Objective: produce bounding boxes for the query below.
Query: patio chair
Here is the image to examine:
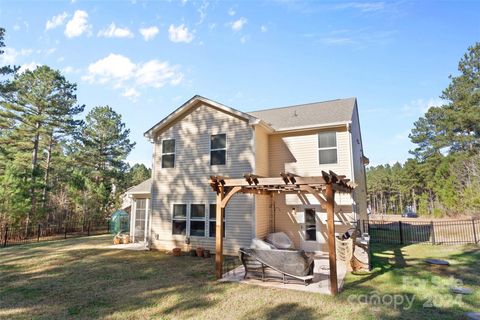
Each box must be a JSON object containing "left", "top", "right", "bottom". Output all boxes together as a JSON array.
[{"left": 239, "top": 248, "right": 315, "bottom": 285}]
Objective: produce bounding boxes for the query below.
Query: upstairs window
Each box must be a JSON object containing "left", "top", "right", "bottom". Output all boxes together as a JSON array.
[
  {"left": 318, "top": 132, "right": 337, "bottom": 164},
  {"left": 162, "top": 139, "right": 175, "bottom": 168},
  {"left": 210, "top": 134, "right": 226, "bottom": 165}
]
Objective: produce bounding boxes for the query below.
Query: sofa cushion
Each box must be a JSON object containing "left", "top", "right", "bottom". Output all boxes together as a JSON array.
[
  {"left": 266, "top": 232, "right": 294, "bottom": 249},
  {"left": 250, "top": 238, "right": 277, "bottom": 250}
]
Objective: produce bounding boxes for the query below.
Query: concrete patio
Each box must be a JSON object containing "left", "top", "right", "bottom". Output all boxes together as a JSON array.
[
  {"left": 106, "top": 242, "right": 150, "bottom": 251},
  {"left": 220, "top": 253, "right": 348, "bottom": 295}
]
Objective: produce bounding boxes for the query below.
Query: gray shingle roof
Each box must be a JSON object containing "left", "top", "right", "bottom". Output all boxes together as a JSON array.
[
  {"left": 126, "top": 178, "right": 152, "bottom": 194},
  {"left": 248, "top": 97, "right": 356, "bottom": 130}
]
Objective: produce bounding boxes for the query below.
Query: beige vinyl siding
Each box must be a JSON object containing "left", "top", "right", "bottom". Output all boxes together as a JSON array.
[
  {"left": 268, "top": 127, "right": 355, "bottom": 249},
  {"left": 254, "top": 126, "right": 271, "bottom": 239},
  {"left": 268, "top": 127, "right": 352, "bottom": 181},
  {"left": 350, "top": 104, "right": 368, "bottom": 222},
  {"left": 150, "top": 103, "right": 254, "bottom": 254}
]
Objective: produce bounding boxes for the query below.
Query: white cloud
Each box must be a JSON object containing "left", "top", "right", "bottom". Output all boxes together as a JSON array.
[
  {"left": 46, "top": 12, "right": 68, "bottom": 31},
  {"left": 231, "top": 17, "right": 247, "bottom": 31},
  {"left": 139, "top": 26, "right": 159, "bottom": 41},
  {"left": 83, "top": 54, "right": 136, "bottom": 84},
  {"left": 0, "top": 48, "right": 32, "bottom": 65},
  {"left": 402, "top": 98, "right": 444, "bottom": 117},
  {"left": 321, "top": 37, "right": 355, "bottom": 46},
  {"left": 83, "top": 53, "right": 183, "bottom": 98},
  {"left": 62, "top": 66, "right": 81, "bottom": 74},
  {"left": 123, "top": 88, "right": 140, "bottom": 101},
  {"left": 240, "top": 35, "right": 248, "bottom": 44},
  {"left": 317, "top": 29, "right": 395, "bottom": 47},
  {"left": 197, "top": 1, "right": 209, "bottom": 25},
  {"left": 168, "top": 24, "right": 194, "bottom": 43},
  {"left": 13, "top": 24, "right": 21, "bottom": 31},
  {"left": 228, "top": 8, "right": 236, "bottom": 16},
  {"left": 45, "top": 48, "right": 57, "bottom": 55},
  {"left": 335, "top": 2, "right": 385, "bottom": 12},
  {"left": 98, "top": 23, "right": 134, "bottom": 38},
  {"left": 18, "top": 62, "right": 39, "bottom": 73},
  {"left": 64, "top": 10, "right": 90, "bottom": 38},
  {"left": 260, "top": 25, "right": 268, "bottom": 32},
  {"left": 136, "top": 60, "right": 173, "bottom": 88}
]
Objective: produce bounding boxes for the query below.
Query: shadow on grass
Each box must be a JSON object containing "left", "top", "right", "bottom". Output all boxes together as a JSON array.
[
  {"left": 0, "top": 235, "right": 227, "bottom": 319},
  {"left": 340, "top": 243, "right": 480, "bottom": 320},
  {"left": 1, "top": 236, "right": 479, "bottom": 320},
  {"left": 244, "top": 302, "right": 321, "bottom": 320}
]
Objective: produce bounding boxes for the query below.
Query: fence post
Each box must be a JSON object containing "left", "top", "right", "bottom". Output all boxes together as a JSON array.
[
  {"left": 37, "top": 224, "right": 41, "bottom": 242},
  {"left": 398, "top": 221, "right": 404, "bottom": 244},
  {"left": 87, "top": 221, "right": 91, "bottom": 236},
  {"left": 430, "top": 221, "right": 436, "bottom": 245},
  {"left": 3, "top": 224, "right": 7, "bottom": 247},
  {"left": 473, "top": 219, "right": 478, "bottom": 244}
]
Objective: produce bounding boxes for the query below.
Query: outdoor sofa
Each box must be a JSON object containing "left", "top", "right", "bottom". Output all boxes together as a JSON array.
[{"left": 239, "top": 232, "right": 315, "bottom": 285}]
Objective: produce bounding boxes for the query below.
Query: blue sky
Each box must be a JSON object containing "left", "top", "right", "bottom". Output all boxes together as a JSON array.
[{"left": 1, "top": 0, "right": 479, "bottom": 167}]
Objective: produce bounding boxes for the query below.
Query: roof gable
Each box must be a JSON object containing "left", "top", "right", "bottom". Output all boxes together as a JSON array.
[
  {"left": 144, "top": 95, "right": 260, "bottom": 138},
  {"left": 125, "top": 178, "right": 152, "bottom": 195}
]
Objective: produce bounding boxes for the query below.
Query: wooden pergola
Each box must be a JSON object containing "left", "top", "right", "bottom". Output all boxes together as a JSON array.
[{"left": 209, "top": 170, "right": 356, "bottom": 295}]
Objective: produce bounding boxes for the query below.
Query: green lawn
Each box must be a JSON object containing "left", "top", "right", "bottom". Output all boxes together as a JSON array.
[{"left": 0, "top": 235, "right": 478, "bottom": 319}]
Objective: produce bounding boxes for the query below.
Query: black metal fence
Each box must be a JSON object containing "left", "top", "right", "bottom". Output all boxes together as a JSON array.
[
  {"left": 363, "top": 218, "right": 480, "bottom": 245},
  {"left": 0, "top": 219, "right": 109, "bottom": 248}
]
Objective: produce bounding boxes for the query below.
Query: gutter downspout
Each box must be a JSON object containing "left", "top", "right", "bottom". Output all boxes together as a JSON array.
[
  {"left": 347, "top": 123, "right": 356, "bottom": 224},
  {"left": 251, "top": 126, "right": 256, "bottom": 240},
  {"left": 147, "top": 138, "right": 156, "bottom": 248}
]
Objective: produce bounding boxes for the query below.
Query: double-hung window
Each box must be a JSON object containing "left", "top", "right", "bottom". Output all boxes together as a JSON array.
[
  {"left": 172, "top": 204, "right": 187, "bottom": 235},
  {"left": 210, "top": 134, "right": 226, "bottom": 165},
  {"left": 161, "top": 139, "right": 175, "bottom": 168},
  {"left": 172, "top": 204, "right": 207, "bottom": 237},
  {"left": 190, "top": 204, "right": 206, "bottom": 236},
  {"left": 318, "top": 132, "right": 337, "bottom": 164},
  {"left": 208, "top": 204, "right": 225, "bottom": 238}
]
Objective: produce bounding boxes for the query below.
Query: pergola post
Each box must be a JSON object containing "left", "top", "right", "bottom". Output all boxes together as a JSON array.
[
  {"left": 215, "top": 185, "right": 242, "bottom": 279},
  {"left": 325, "top": 182, "right": 338, "bottom": 295},
  {"left": 215, "top": 184, "right": 225, "bottom": 279}
]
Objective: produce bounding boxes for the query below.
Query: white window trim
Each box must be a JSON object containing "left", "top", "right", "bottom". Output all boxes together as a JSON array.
[
  {"left": 171, "top": 202, "right": 209, "bottom": 238},
  {"left": 161, "top": 138, "right": 176, "bottom": 169},
  {"left": 210, "top": 133, "right": 227, "bottom": 166},
  {"left": 318, "top": 132, "right": 338, "bottom": 165},
  {"left": 133, "top": 198, "right": 148, "bottom": 242},
  {"left": 172, "top": 203, "right": 187, "bottom": 236},
  {"left": 190, "top": 204, "right": 207, "bottom": 237},
  {"left": 208, "top": 203, "right": 226, "bottom": 238}
]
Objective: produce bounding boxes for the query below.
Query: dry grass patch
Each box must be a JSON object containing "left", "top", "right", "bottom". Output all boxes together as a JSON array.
[{"left": 0, "top": 235, "right": 478, "bottom": 319}]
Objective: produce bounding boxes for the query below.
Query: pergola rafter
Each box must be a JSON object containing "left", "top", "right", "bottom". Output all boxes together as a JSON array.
[{"left": 209, "top": 170, "right": 356, "bottom": 296}]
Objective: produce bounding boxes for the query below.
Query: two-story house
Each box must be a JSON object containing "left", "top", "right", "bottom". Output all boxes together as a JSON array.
[{"left": 130, "top": 95, "right": 367, "bottom": 254}]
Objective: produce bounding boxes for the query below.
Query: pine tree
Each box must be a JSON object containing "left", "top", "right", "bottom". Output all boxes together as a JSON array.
[
  {"left": 0, "top": 66, "right": 83, "bottom": 228},
  {"left": 71, "top": 106, "right": 135, "bottom": 218}
]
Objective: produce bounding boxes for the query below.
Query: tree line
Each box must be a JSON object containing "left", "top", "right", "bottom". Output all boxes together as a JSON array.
[
  {"left": 0, "top": 28, "right": 151, "bottom": 230},
  {"left": 367, "top": 42, "right": 480, "bottom": 217}
]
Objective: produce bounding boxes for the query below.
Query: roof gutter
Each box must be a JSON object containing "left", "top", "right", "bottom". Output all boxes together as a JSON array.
[
  {"left": 250, "top": 118, "right": 275, "bottom": 133},
  {"left": 273, "top": 121, "right": 351, "bottom": 133}
]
